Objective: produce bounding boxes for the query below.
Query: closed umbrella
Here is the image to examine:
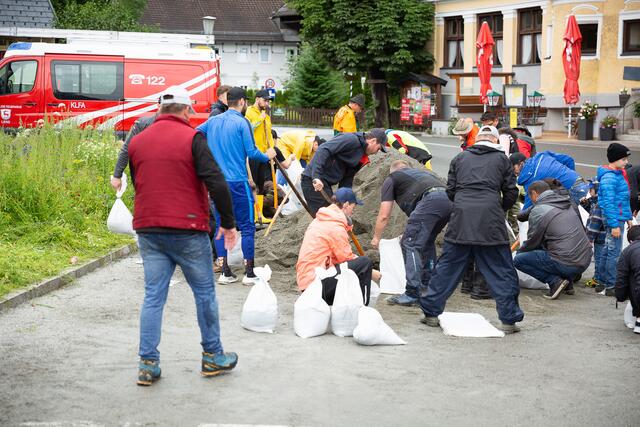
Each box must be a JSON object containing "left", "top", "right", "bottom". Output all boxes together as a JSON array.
[
  {"left": 476, "top": 21, "right": 495, "bottom": 110},
  {"left": 562, "top": 15, "right": 582, "bottom": 137}
]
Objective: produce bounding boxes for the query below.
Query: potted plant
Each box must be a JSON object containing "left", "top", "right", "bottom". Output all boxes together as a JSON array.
[
  {"left": 599, "top": 115, "right": 618, "bottom": 141},
  {"left": 634, "top": 101, "right": 640, "bottom": 130},
  {"left": 577, "top": 100, "right": 598, "bottom": 140}
]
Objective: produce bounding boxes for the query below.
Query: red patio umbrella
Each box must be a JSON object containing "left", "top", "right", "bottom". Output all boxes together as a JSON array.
[
  {"left": 476, "top": 21, "right": 495, "bottom": 107},
  {"left": 562, "top": 15, "right": 582, "bottom": 136}
]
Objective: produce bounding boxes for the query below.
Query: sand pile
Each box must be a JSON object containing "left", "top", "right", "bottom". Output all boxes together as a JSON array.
[{"left": 255, "top": 150, "right": 434, "bottom": 273}]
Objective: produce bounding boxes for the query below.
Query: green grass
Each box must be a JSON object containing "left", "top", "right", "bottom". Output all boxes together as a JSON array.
[{"left": 0, "top": 125, "right": 134, "bottom": 298}]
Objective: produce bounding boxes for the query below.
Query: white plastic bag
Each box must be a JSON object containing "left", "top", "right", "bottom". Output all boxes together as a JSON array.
[
  {"left": 379, "top": 237, "right": 406, "bottom": 294},
  {"left": 624, "top": 302, "right": 635, "bottom": 329},
  {"left": 353, "top": 307, "right": 406, "bottom": 346},
  {"left": 280, "top": 160, "right": 305, "bottom": 216},
  {"left": 578, "top": 205, "right": 589, "bottom": 227},
  {"left": 294, "top": 267, "right": 334, "bottom": 338},
  {"left": 226, "top": 236, "right": 243, "bottom": 267},
  {"left": 107, "top": 173, "right": 135, "bottom": 235},
  {"left": 240, "top": 265, "right": 278, "bottom": 333},
  {"left": 331, "top": 263, "right": 364, "bottom": 337}
]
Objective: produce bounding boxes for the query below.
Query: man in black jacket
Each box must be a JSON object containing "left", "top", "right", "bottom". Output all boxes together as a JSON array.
[
  {"left": 209, "top": 85, "right": 230, "bottom": 118},
  {"left": 513, "top": 181, "right": 593, "bottom": 300},
  {"left": 420, "top": 125, "right": 524, "bottom": 333},
  {"left": 616, "top": 225, "right": 640, "bottom": 333},
  {"left": 371, "top": 160, "right": 452, "bottom": 307},
  {"left": 301, "top": 128, "right": 388, "bottom": 215}
]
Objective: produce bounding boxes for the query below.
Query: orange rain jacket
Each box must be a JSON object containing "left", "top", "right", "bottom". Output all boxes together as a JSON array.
[{"left": 296, "top": 204, "right": 355, "bottom": 291}]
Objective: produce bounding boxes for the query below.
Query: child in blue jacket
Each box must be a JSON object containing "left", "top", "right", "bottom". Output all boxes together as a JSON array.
[{"left": 596, "top": 143, "right": 633, "bottom": 295}]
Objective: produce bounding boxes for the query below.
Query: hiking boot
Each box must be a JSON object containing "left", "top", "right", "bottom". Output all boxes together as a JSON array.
[
  {"left": 470, "top": 281, "right": 492, "bottom": 300},
  {"left": 604, "top": 287, "right": 616, "bottom": 297},
  {"left": 386, "top": 293, "right": 419, "bottom": 306},
  {"left": 137, "top": 359, "right": 161, "bottom": 386},
  {"left": 584, "top": 278, "right": 598, "bottom": 288},
  {"left": 420, "top": 315, "right": 440, "bottom": 327},
  {"left": 460, "top": 281, "right": 473, "bottom": 294},
  {"left": 564, "top": 282, "right": 575, "bottom": 295},
  {"left": 498, "top": 323, "right": 521, "bottom": 334},
  {"left": 201, "top": 351, "right": 238, "bottom": 377},
  {"left": 594, "top": 283, "right": 606, "bottom": 293},
  {"left": 634, "top": 320, "right": 640, "bottom": 334},
  {"left": 543, "top": 279, "right": 570, "bottom": 300},
  {"left": 242, "top": 259, "right": 259, "bottom": 286},
  {"left": 573, "top": 274, "right": 582, "bottom": 284}
]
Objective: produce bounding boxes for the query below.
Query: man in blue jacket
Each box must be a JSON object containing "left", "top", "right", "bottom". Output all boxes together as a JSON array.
[
  {"left": 596, "top": 143, "right": 633, "bottom": 296},
  {"left": 510, "top": 151, "right": 590, "bottom": 210},
  {"left": 197, "top": 87, "right": 276, "bottom": 285},
  {"left": 301, "top": 129, "right": 388, "bottom": 215}
]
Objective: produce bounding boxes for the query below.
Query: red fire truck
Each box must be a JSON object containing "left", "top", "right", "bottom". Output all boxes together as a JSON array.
[{"left": 0, "top": 42, "right": 220, "bottom": 134}]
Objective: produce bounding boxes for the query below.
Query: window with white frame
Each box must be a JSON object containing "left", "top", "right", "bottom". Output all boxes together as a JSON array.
[
  {"left": 237, "top": 46, "right": 249, "bottom": 63},
  {"left": 623, "top": 19, "right": 640, "bottom": 55},
  {"left": 259, "top": 47, "right": 270, "bottom": 63}
]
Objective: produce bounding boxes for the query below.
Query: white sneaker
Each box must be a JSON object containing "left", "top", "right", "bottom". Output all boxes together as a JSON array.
[
  {"left": 217, "top": 273, "right": 238, "bottom": 284},
  {"left": 242, "top": 275, "right": 259, "bottom": 286}
]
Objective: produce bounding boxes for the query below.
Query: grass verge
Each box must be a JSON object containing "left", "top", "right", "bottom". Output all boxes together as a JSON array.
[{"left": 0, "top": 125, "right": 134, "bottom": 298}]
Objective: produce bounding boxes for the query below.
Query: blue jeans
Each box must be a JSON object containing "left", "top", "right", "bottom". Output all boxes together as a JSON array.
[
  {"left": 213, "top": 180, "right": 255, "bottom": 260},
  {"left": 420, "top": 242, "right": 524, "bottom": 325},
  {"left": 569, "top": 180, "right": 590, "bottom": 205},
  {"left": 593, "top": 241, "right": 605, "bottom": 283},
  {"left": 401, "top": 191, "right": 451, "bottom": 298},
  {"left": 138, "top": 232, "right": 223, "bottom": 361},
  {"left": 513, "top": 250, "right": 586, "bottom": 286},
  {"left": 601, "top": 225, "right": 624, "bottom": 288}
]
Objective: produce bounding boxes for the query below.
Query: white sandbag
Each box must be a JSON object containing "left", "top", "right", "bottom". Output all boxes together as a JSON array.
[
  {"left": 624, "top": 301, "right": 635, "bottom": 329},
  {"left": 226, "top": 237, "right": 243, "bottom": 267},
  {"left": 353, "top": 307, "right": 406, "bottom": 346},
  {"left": 240, "top": 265, "right": 278, "bottom": 333},
  {"left": 379, "top": 237, "right": 406, "bottom": 294},
  {"left": 578, "top": 205, "right": 589, "bottom": 227},
  {"left": 512, "top": 253, "right": 549, "bottom": 290},
  {"left": 280, "top": 160, "right": 305, "bottom": 216},
  {"left": 107, "top": 173, "right": 135, "bottom": 235},
  {"left": 438, "top": 312, "right": 505, "bottom": 338},
  {"left": 517, "top": 220, "right": 528, "bottom": 243},
  {"left": 331, "top": 263, "right": 364, "bottom": 337},
  {"left": 368, "top": 280, "right": 381, "bottom": 307},
  {"left": 294, "top": 267, "right": 334, "bottom": 338}
]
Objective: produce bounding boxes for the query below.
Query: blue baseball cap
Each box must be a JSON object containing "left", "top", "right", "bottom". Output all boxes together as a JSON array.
[{"left": 334, "top": 188, "right": 363, "bottom": 205}]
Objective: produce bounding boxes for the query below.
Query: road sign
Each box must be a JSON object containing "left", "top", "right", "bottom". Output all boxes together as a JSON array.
[
  {"left": 267, "top": 88, "right": 276, "bottom": 100},
  {"left": 265, "top": 78, "right": 276, "bottom": 89}
]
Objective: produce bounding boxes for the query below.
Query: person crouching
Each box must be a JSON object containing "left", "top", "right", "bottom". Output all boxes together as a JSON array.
[
  {"left": 296, "top": 188, "right": 381, "bottom": 305},
  {"left": 513, "top": 181, "right": 593, "bottom": 300}
]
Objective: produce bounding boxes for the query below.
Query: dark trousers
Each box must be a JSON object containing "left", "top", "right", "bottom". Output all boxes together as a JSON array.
[
  {"left": 401, "top": 191, "right": 452, "bottom": 298},
  {"left": 321, "top": 257, "right": 373, "bottom": 306},
  {"left": 301, "top": 175, "right": 333, "bottom": 216},
  {"left": 420, "top": 242, "right": 525, "bottom": 325},
  {"left": 513, "top": 250, "right": 586, "bottom": 286}
]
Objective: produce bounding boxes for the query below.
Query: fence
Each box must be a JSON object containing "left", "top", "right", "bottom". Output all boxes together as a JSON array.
[{"left": 270, "top": 106, "right": 405, "bottom": 130}]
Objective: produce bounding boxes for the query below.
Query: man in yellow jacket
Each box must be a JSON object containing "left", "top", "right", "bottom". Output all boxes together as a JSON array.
[
  {"left": 333, "top": 94, "right": 364, "bottom": 135},
  {"left": 245, "top": 89, "right": 277, "bottom": 194},
  {"left": 276, "top": 129, "right": 325, "bottom": 167}
]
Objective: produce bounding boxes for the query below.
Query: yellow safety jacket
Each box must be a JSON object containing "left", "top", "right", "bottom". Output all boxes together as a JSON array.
[
  {"left": 276, "top": 130, "right": 316, "bottom": 162},
  {"left": 245, "top": 105, "right": 274, "bottom": 153},
  {"left": 333, "top": 105, "right": 357, "bottom": 134},
  {"left": 386, "top": 130, "right": 433, "bottom": 170}
]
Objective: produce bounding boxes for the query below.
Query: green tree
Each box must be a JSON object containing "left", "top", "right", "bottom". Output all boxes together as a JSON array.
[
  {"left": 55, "top": 0, "right": 157, "bottom": 32},
  {"left": 286, "top": 43, "right": 348, "bottom": 108},
  {"left": 289, "top": 0, "right": 434, "bottom": 127}
]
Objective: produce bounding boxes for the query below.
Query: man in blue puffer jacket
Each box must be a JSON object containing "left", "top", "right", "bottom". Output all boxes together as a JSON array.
[
  {"left": 596, "top": 143, "right": 633, "bottom": 295},
  {"left": 511, "top": 151, "right": 590, "bottom": 210}
]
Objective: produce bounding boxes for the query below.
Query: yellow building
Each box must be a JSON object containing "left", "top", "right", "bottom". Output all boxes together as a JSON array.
[{"left": 430, "top": 0, "right": 640, "bottom": 136}]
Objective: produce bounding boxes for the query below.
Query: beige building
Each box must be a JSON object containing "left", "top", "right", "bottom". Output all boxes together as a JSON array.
[{"left": 430, "top": 0, "right": 640, "bottom": 136}]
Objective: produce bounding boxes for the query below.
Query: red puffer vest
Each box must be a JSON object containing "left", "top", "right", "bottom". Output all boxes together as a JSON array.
[{"left": 128, "top": 114, "right": 210, "bottom": 232}]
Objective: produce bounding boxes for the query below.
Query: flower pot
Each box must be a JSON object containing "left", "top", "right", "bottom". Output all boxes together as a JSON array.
[
  {"left": 599, "top": 127, "right": 616, "bottom": 141},
  {"left": 634, "top": 117, "right": 640, "bottom": 130},
  {"left": 578, "top": 118, "right": 594, "bottom": 140}
]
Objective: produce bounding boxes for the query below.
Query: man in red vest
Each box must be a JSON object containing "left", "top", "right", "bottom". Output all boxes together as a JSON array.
[{"left": 128, "top": 86, "right": 239, "bottom": 386}]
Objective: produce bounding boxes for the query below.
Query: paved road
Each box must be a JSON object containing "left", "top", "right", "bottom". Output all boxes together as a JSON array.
[{"left": 1, "top": 127, "right": 639, "bottom": 426}]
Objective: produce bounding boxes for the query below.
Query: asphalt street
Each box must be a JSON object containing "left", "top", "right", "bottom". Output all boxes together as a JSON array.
[{"left": 1, "top": 127, "right": 639, "bottom": 426}]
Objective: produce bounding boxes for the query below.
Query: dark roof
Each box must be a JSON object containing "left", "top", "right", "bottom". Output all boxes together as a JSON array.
[
  {"left": 403, "top": 72, "right": 448, "bottom": 86},
  {"left": 141, "top": 0, "right": 296, "bottom": 42},
  {"left": 0, "top": 0, "right": 55, "bottom": 28}
]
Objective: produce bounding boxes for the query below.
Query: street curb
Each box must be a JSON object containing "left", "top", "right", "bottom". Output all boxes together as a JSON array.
[{"left": 0, "top": 243, "right": 138, "bottom": 313}]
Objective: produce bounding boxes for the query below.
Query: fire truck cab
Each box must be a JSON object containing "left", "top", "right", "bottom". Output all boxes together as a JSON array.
[{"left": 0, "top": 42, "right": 220, "bottom": 134}]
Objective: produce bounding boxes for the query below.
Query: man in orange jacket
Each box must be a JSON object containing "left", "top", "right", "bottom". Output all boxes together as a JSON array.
[
  {"left": 333, "top": 94, "right": 364, "bottom": 135},
  {"left": 296, "top": 188, "right": 381, "bottom": 305}
]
